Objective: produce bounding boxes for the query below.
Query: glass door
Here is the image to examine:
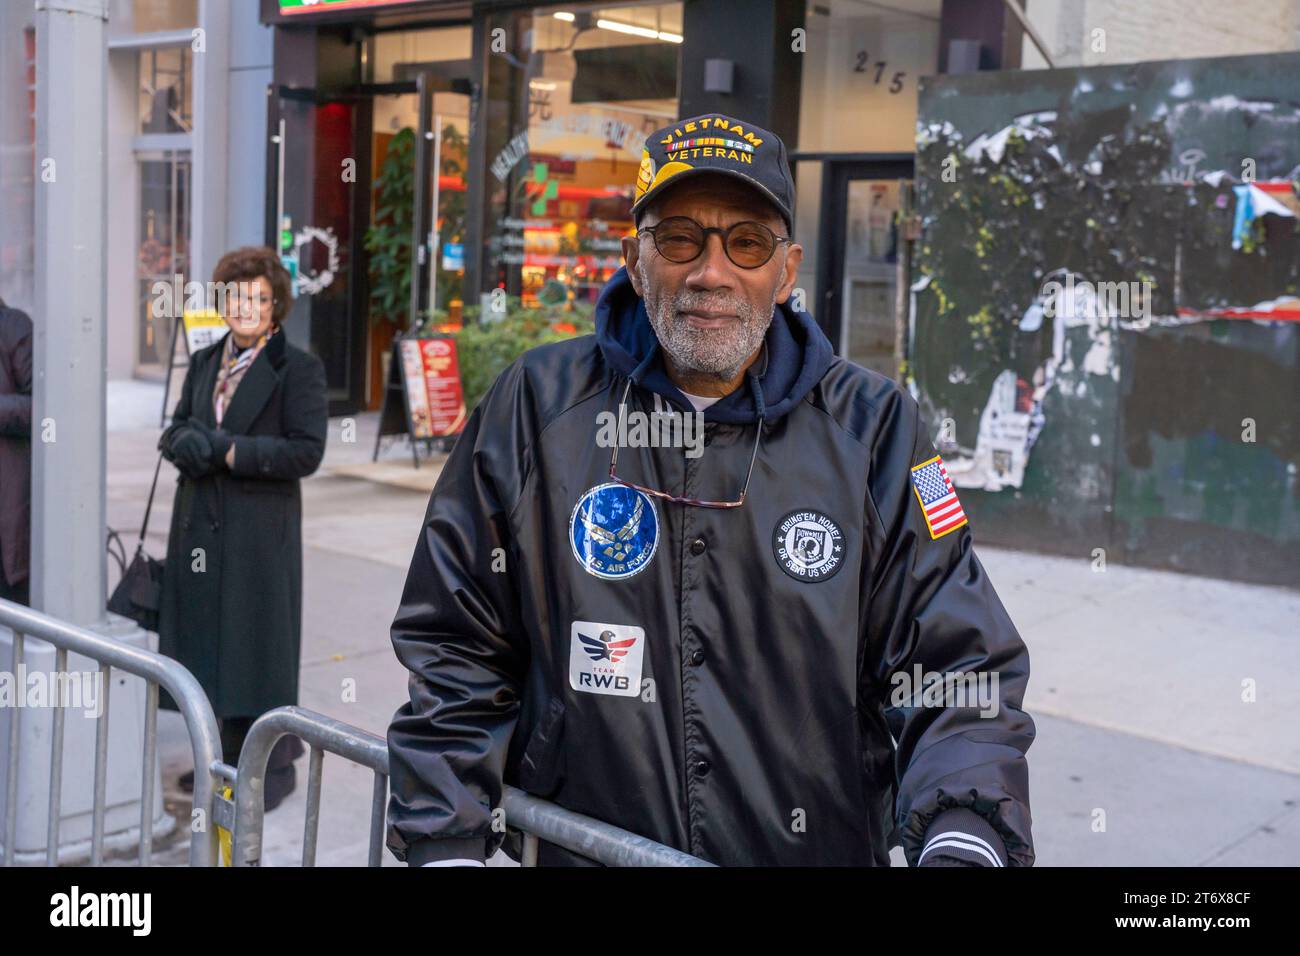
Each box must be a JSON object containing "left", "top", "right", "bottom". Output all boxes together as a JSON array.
[
  {"left": 816, "top": 158, "right": 913, "bottom": 380},
  {"left": 413, "top": 86, "right": 472, "bottom": 330},
  {"left": 842, "top": 178, "right": 902, "bottom": 378},
  {"left": 267, "top": 85, "right": 377, "bottom": 414},
  {"left": 135, "top": 149, "right": 191, "bottom": 370},
  {"left": 266, "top": 76, "right": 472, "bottom": 414}
]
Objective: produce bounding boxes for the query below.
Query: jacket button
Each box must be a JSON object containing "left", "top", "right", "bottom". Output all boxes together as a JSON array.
[
  {"left": 690, "top": 538, "right": 706, "bottom": 556},
  {"left": 695, "top": 759, "right": 711, "bottom": 776},
  {"left": 691, "top": 649, "right": 705, "bottom": 666},
  {"left": 210, "top": 521, "right": 219, "bottom": 531}
]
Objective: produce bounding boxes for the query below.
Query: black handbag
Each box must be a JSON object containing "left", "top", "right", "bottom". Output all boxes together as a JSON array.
[{"left": 108, "top": 452, "right": 166, "bottom": 632}]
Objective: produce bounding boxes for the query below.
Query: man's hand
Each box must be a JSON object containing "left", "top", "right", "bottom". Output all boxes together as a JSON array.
[{"left": 225, "top": 443, "right": 235, "bottom": 468}]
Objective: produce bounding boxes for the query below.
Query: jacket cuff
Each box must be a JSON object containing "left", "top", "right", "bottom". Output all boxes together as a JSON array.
[
  {"left": 229, "top": 435, "right": 260, "bottom": 477},
  {"left": 917, "top": 808, "right": 1008, "bottom": 867},
  {"left": 405, "top": 837, "right": 488, "bottom": 867},
  {"left": 421, "top": 858, "right": 486, "bottom": 867},
  {"left": 208, "top": 430, "right": 233, "bottom": 469}
]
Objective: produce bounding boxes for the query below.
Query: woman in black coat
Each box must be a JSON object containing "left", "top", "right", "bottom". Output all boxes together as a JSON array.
[{"left": 158, "top": 247, "right": 328, "bottom": 808}]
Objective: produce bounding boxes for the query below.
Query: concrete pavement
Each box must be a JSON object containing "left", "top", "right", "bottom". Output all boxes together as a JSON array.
[{"left": 104, "top": 380, "right": 1300, "bottom": 866}]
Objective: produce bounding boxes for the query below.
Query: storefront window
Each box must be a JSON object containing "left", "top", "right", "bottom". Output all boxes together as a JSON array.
[
  {"left": 131, "top": 0, "right": 197, "bottom": 33},
  {"left": 136, "top": 151, "right": 191, "bottom": 368},
  {"left": 367, "top": 27, "right": 473, "bottom": 344},
  {"left": 372, "top": 26, "right": 474, "bottom": 83},
  {"left": 138, "top": 47, "right": 192, "bottom": 134},
  {"left": 479, "top": 3, "right": 682, "bottom": 309}
]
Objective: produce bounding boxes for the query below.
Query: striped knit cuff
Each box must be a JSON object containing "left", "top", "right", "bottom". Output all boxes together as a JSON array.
[{"left": 917, "top": 808, "right": 1009, "bottom": 867}]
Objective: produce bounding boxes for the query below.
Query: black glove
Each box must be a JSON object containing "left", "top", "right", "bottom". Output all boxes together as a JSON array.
[
  {"left": 168, "top": 427, "right": 214, "bottom": 479},
  {"left": 188, "top": 418, "right": 234, "bottom": 470}
]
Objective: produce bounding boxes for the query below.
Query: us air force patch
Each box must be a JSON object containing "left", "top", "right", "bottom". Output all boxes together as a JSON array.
[
  {"left": 772, "top": 509, "right": 845, "bottom": 581},
  {"left": 569, "top": 621, "right": 645, "bottom": 696},
  {"left": 570, "top": 482, "right": 660, "bottom": 580}
]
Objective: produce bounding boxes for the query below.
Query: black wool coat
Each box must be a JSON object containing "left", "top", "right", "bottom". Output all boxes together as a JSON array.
[
  {"left": 157, "top": 329, "right": 327, "bottom": 718},
  {"left": 0, "top": 306, "right": 32, "bottom": 589}
]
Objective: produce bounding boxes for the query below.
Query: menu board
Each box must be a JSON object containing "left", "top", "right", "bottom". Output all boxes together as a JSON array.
[{"left": 397, "top": 337, "right": 466, "bottom": 439}]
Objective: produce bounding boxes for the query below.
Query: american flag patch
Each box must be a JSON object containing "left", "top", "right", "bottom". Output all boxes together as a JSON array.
[{"left": 909, "top": 455, "right": 968, "bottom": 540}]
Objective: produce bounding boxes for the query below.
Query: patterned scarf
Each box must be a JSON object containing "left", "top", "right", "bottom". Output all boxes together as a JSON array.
[{"left": 212, "top": 329, "right": 271, "bottom": 425}]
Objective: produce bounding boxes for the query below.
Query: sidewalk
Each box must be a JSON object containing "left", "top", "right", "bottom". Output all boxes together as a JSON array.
[{"left": 105, "top": 380, "right": 1300, "bottom": 866}]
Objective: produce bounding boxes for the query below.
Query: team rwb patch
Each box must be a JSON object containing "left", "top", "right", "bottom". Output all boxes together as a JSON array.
[
  {"left": 909, "top": 455, "right": 968, "bottom": 540},
  {"left": 569, "top": 621, "right": 645, "bottom": 697}
]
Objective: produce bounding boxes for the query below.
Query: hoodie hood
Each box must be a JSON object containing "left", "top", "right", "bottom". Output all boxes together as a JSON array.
[{"left": 594, "top": 266, "right": 834, "bottom": 425}]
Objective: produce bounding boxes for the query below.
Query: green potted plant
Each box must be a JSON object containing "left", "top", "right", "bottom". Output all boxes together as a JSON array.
[{"left": 364, "top": 127, "right": 416, "bottom": 407}]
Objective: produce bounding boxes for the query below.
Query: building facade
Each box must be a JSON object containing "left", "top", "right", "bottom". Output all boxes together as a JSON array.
[
  {"left": 3, "top": 0, "right": 1298, "bottom": 414},
  {"left": 257, "top": 0, "right": 975, "bottom": 412},
  {"left": 0, "top": 0, "right": 273, "bottom": 386}
]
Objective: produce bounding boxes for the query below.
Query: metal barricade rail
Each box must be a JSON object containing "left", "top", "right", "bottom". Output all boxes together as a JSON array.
[
  {"left": 0, "top": 601, "right": 708, "bottom": 868},
  {"left": 233, "top": 706, "right": 713, "bottom": 868},
  {"left": 0, "top": 599, "right": 222, "bottom": 867}
]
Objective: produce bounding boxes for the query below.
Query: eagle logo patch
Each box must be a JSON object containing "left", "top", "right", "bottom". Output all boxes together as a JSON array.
[
  {"left": 570, "top": 482, "right": 660, "bottom": 580},
  {"left": 569, "top": 621, "right": 646, "bottom": 696}
]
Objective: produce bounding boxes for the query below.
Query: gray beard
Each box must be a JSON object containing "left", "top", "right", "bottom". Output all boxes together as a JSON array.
[{"left": 638, "top": 262, "right": 778, "bottom": 380}]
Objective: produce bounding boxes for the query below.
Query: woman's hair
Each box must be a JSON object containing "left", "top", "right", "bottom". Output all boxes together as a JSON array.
[{"left": 212, "top": 246, "right": 293, "bottom": 326}]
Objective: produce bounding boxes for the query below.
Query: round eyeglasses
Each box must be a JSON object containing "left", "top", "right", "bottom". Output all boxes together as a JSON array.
[{"left": 636, "top": 216, "right": 793, "bottom": 270}]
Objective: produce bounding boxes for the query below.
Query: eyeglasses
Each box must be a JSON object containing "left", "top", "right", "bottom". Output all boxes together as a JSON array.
[
  {"left": 608, "top": 378, "right": 762, "bottom": 509},
  {"left": 637, "top": 216, "right": 793, "bottom": 270},
  {"left": 227, "top": 293, "right": 274, "bottom": 318}
]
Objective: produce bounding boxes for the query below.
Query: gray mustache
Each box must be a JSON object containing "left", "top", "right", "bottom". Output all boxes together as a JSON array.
[{"left": 669, "top": 296, "right": 756, "bottom": 318}]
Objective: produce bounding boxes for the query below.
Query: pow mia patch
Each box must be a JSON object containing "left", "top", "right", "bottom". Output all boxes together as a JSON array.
[{"left": 772, "top": 509, "right": 845, "bottom": 581}]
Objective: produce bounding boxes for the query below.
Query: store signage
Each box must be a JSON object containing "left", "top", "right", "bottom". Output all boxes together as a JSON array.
[
  {"left": 442, "top": 242, "right": 464, "bottom": 271},
  {"left": 278, "top": 0, "right": 428, "bottom": 17},
  {"left": 397, "top": 337, "right": 466, "bottom": 439},
  {"left": 181, "top": 309, "right": 227, "bottom": 353}
]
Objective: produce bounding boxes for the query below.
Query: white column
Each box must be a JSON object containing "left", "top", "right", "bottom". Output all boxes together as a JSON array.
[{"left": 32, "top": 0, "right": 110, "bottom": 625}]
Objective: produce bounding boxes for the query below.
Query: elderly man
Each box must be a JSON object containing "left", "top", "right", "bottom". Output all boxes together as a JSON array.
[{"left": 386, "top": 113, "right": 1035, "bottom": 867}]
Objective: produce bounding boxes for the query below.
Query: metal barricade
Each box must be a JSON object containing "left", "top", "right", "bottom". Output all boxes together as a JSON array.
[
  {"left": 233, "top": 706, "right": 713, "bottom": 867},
  {"left": 0, "top": 603, "right": 708, "bottom": 869},
  {"left": 0, "top": 599, "right": 222, "bottom": 867}
]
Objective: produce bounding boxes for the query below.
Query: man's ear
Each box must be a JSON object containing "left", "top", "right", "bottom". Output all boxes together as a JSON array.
[
  {"left": 622, "top": 236, "right": 645, "bottom": 296},
  {"left": 774, "top": 243, "right": 803, "bottom": 305}
]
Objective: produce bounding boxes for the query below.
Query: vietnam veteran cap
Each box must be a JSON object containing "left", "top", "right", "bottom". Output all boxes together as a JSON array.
[{"left": 631, "top": 113, "right": 795, "bottom": 232}]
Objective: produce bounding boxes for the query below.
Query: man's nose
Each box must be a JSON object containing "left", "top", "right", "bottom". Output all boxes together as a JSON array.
[{"left": 684, "top": 232, "right": 736, "bottom": 290}]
